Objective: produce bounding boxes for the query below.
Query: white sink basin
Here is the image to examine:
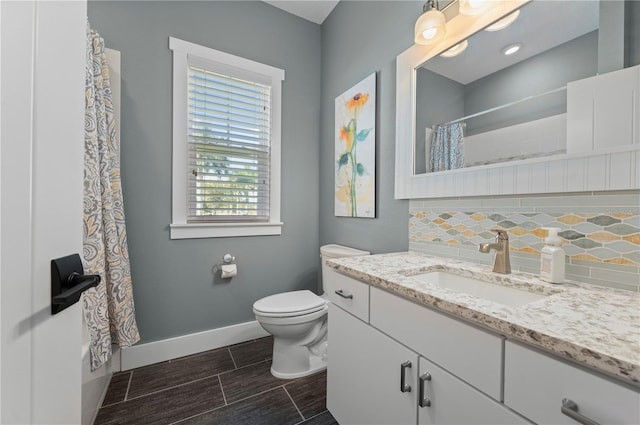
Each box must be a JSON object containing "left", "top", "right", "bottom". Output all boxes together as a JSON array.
[{"left": 412, "top": 271, "right": 548, "bottom": 307}]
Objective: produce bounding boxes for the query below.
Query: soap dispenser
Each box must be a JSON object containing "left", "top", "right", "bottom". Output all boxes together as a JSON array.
[{"left": 540, "top": 227, "right": 565, "bottom": 284}]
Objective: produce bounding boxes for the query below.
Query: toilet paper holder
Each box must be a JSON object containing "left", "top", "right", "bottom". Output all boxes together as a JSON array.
[{"left": 216, "top": 254, "right": 237, "bottom": 279}]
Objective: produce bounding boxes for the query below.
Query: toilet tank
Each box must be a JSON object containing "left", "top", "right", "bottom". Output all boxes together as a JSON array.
[{"left": 320, "top": 244, "right": 370, "bottom": 293}]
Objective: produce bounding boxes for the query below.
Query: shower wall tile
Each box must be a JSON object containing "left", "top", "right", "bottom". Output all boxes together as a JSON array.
[{"left": 408, "top": 192, "right": 640, "bottom": 291}]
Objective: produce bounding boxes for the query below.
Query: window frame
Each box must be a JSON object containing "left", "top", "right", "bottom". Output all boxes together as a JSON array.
[{"left": 169, "top": 37, "right": 284, "bottom": 239}]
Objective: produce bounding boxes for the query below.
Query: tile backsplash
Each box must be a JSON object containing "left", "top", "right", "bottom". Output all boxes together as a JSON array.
[{"left": 409, "top": 192, "right": 640, "bottom": 292}]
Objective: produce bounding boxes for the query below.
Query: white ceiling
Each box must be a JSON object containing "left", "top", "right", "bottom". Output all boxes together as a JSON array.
[{"left": 262, "top": 0, "right": 340, "bottom": 24}]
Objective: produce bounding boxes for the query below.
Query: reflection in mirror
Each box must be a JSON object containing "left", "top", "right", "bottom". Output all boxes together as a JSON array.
[{"left": 414, "top": 0, "right": 636, "bottom": 175}]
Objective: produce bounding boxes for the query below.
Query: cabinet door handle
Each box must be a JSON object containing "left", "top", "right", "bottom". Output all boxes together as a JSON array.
[
  {"left": 561, "top": 398, "right": 600, "bottom": 425},
  {"left": 419, "top": 372, "right": 432, "bottom": 407},
  {"left": 334, "top": 289, "right": 353, "bottom": 299},
  {"left": 400, "top": 361, "right": 412, "bottom": 393}
]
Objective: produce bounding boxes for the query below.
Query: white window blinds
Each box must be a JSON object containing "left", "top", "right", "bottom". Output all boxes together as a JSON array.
[{"left": 187, "top": 64, "right": 272, "bottom": 222}]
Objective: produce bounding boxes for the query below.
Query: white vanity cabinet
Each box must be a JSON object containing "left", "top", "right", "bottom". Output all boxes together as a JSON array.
[
  {"left": 327, "top": 304, "right": 418, "bottom": 425},
  {"left": 326, "top": 270, "right": 529, "bottom": 425},
  {"left": 324, "top": 267, "right": 370, "bottom": 322},
  {"left": 417, "top": 355, "right": 530, "bottom": 425},
  {"left": 369, "top": 287, "right": 503, "bottom": 401},
  {"left": 504, "top": 341, "right": 640, "bottom": 425},
  {"left": 326, "top": 269, "right": 640, "bottom": 425}
]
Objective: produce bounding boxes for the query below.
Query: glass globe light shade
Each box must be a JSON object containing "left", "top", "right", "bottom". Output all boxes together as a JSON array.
[
  {"left": 459, "top": 0, "right": 490, "bottom": 16},
  {"left": 414, "top": 9, "right": 446, "bottom": 45}
]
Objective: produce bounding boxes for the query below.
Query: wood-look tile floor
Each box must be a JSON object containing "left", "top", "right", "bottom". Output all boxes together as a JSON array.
[{"left": 95, "top": 336, "right": 338, "bottom": 425}]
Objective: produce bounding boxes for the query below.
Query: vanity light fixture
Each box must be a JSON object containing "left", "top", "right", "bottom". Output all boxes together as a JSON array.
[
  {"left": 440, "top": 40, "right": 469, "bottom": 58},
  {"left": 458, "top": 0, "right": 490, "bottom": 16},
  {"left": 485, "top": 10, "right": 520, "bottom": 31},
  {"left": 502, "top": 42, "right": 522, "bottom": 56},
  {"left": 415, "top": 0, "right": 446, "bottom": 45}
]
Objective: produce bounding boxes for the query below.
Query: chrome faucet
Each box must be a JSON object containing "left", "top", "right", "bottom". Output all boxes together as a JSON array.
[{"left": 478, "top": 228, "right": 511, "bottom": 274}]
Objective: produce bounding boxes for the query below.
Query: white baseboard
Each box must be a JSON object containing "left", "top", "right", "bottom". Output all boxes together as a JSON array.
[{"left": 121, "top": 321, "right": 269, "bottom": 370}]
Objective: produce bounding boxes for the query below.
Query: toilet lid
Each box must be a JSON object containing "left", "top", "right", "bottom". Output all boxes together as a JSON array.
[{"left": 253, "top": 290, "right": 327, "bottom": 316}]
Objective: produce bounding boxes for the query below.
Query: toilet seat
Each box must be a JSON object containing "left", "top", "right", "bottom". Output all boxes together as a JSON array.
[{"left": 253, "top": 290, "right": 327, "bottom": 318}]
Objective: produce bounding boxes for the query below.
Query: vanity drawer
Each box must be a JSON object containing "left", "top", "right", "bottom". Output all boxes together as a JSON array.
[
  {"left": 370, "top": 287, "right": 503, "bottom": 401},
  {"left": 504, "top": 341, "right": 640, "bottom": 425},
  {"left": 325, "top": 269, "right": 370, "bottom": 322}
]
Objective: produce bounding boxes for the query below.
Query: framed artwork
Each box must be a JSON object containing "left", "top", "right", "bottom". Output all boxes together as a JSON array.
[{"left": 334, "top": 72, "right": 376, "bottom": 218}]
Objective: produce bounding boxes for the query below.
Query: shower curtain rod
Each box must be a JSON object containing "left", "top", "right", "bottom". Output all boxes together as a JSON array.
[{"left": 443, "top": 85, "right": 567, "bottom": 126}]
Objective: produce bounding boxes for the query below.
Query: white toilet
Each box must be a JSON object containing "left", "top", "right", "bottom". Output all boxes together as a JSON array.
[{"left": 253, "top": 244, "right": 369, "bottom": 379}]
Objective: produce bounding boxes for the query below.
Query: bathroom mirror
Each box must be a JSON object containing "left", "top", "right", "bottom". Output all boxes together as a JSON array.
[
  {"left": 414, "top": 0, "right": 599, "bottom": 174},
  {"left": 395, "top": 0, "right": 640, "bottom": 199}
]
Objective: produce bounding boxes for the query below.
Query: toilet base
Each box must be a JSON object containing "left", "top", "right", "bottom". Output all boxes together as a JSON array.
[
  {"left": 269, "top": 331, "right": 328, "bottom": 379},
  {"left": 271, "top": 354, "right": 326, "bottom": 379}
]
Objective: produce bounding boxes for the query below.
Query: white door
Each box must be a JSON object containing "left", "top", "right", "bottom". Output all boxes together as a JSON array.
[
  {"left": 327, "top": 304, "right": 418, "bottom": 425},
  {"left": 1, "top": 1, "right": 88, "bottom": 423}
]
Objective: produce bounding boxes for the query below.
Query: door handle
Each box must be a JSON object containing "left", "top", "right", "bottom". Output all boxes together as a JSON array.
[
  {"left": 419, "top": 372, "right": 432, "bottom": 407},
  {"left": 400, "top": 360, "right": 412, "bottom": 393}
]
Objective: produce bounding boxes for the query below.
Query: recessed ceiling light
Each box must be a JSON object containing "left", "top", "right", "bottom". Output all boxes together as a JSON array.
[
  {"left": 440, "top": 40, "right": 469, "bottom": 58},
  {"left": 485, "top": 10, "right": 520, "bottom": 32},
  {"left": 502, "top": 43, "right": 522, "bottom": 56}
]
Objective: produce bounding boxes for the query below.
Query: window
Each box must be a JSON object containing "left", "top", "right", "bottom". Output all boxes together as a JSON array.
[{"left": 170, "top": 37, "right": 284, "bottom": 239}]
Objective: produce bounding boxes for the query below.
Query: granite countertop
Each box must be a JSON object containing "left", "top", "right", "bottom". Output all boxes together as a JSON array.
[{"left": 327, "top": 252, "right": 640, "bottom": 387}]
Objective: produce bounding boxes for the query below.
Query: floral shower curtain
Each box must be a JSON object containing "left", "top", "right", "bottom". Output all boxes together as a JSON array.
[
  {"left": 81, "top": 24, "right": 140, "bottom": 371},
  {"left": 429, "top": 123, "right": 465, "bottom": 172}
]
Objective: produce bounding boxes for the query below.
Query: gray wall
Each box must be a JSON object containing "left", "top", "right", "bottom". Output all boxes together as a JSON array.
[
  {"left": 626, "top": 0, "right": 640, "bottom": 67},
  {"left": 415, "top": 69, "right": 465, "bottom": 174},
  {"left": 88, "top": 1, "right": 321, "bottom": 344},
  {"left": 88, "top": 0, "right": 636, "bottom": 345},
  {"left": 319, "top": 1, "right": 419, "bottom": 254},
  {"left": 599, "top": 0, "right": 626, "bottom": 73},
  {"left": 599, "top": 0, "right": 639, "bottom": 72},
  {"left": 463, "top": 31, "right": 598, "bottom": 135}
]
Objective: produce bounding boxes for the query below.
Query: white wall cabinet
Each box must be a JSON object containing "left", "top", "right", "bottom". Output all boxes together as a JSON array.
[{"left": 567, "top": 65, "right": 640, "bottom": 154}]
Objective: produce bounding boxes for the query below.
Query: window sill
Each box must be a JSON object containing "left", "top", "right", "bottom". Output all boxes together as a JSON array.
[{"left": 170, "top": 222, "right": 283, "bottom": 239}]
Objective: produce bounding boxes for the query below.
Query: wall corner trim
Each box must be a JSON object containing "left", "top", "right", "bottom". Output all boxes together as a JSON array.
[{"left": 120, "top": 321, "right": 269, "bottom": 370}]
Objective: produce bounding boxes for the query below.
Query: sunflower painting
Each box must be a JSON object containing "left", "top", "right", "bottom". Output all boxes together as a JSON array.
[{"left": 335, "top": 73, "right": 376, "bottom": 218}]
